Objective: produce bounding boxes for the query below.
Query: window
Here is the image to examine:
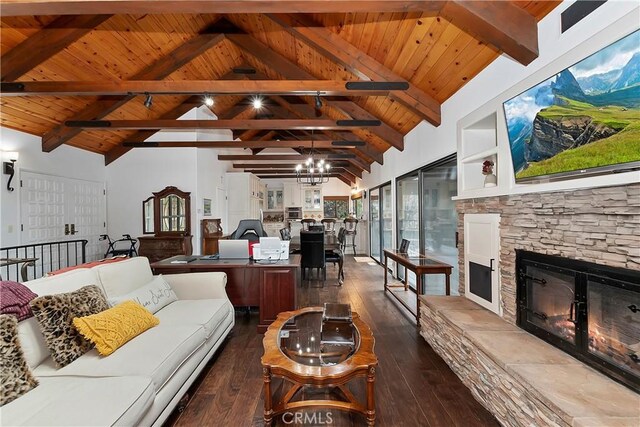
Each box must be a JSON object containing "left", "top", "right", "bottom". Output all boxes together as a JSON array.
[
  {"left": 324, "top": 196, "right": 349, "bottom": 219},
  {"left": 351, "top": 191, "right": 364, "bottom": 218}
]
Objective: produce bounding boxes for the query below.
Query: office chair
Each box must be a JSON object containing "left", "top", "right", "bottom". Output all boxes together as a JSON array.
[{"left": 229, "top": 219, "right": 268, "bottom": 243}]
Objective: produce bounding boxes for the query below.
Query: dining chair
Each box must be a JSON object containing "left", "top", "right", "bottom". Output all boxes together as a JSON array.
[
  {"left": 325, "top": 228, "right": 345, "bottom": 285},
  {"left": 301, "top": 218, "right": 316, "bottom": 231},
  {"left": 321, "top": 218, "right": 336, "bottom": 234},
  {"left": 300, "top": 230, "right": 326, "bottom": 285},
  {"left": 343, "top": 218, "right": 358, "bottom": 255},
  {"left": 279, "top": 227, "right": 291, "bottom": 241}
]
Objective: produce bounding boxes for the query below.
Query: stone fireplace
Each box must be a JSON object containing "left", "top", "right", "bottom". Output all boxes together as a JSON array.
[
  {"left": 516, "top": 250, "right": 639, "bottom": 392},
  {"left": 456, "top": 183, "right": 640, "bottom": 324}
]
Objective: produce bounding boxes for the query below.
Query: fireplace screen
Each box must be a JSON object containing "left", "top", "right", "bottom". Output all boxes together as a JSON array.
[
  {"left": 516, "top": 250, "right": 640, "bottom": 393},
  {"left": 524, "top": 266, "right": 576, "bottom": 345},
  {"left": 588, "top": 279, "right": 640, "bottom": 380}
]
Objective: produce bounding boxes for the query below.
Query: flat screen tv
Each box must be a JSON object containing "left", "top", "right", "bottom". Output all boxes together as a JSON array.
[{"left": 503, "top": 30, "right": 640, "bottom": 183}]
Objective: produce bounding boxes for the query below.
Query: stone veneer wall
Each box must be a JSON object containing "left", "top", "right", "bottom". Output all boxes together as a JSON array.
[{"left": 456, "top": 183, "right": 640, "bottom": 324}]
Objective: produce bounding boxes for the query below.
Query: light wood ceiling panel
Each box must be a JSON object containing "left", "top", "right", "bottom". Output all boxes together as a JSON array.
[
  {"left": 0, "top": 2, "right": 560, "bottom": 164},
  {"left": 0, "top": 16, "right": 58, "bottom": 54}
]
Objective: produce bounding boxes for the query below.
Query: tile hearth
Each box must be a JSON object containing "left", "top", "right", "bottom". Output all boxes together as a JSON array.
[{"left": 420, "top": 296, "right": 640, "bottom": 427}]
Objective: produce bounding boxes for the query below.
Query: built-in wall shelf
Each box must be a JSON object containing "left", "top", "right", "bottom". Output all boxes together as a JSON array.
[{"left": 458, "top": 112, "right": 500, "bottom": 196}]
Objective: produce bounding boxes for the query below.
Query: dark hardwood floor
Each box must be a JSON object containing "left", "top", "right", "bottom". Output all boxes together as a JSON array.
[{"left": 167, "top": 256, "right": 498, "bottom": 427}]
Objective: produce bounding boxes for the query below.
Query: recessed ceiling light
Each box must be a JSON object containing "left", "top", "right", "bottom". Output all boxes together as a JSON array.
[
  {"left": 252, "top": 97, "right": 263, "bottom": 109},
  {"left": 204, "top": 95, "right": 214, "bottom": 107}
]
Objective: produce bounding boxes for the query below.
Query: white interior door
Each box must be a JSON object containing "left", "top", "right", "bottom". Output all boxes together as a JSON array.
[
  {"left": 464, "top": 213, "right": 501, "bottom": 314},
  {"left": 20, "top": 171, "right": 106, "bottom": 276}
]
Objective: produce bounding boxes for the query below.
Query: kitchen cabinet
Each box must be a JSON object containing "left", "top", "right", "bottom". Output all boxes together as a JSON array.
[
  {"left": 303, "top": 188, "right": 322, "bottom": 210},
  {"left": 267, "top": 188, "right": 284, "bottom": 211},
  {"left": 227, "top": 173, "right": 265, "bottom": 232},
  {"left": 283, "top": 183, "right": 302, "bottom": 207}
]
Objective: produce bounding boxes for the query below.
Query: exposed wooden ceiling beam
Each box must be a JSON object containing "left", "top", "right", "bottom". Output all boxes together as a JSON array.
[
  {"left": 263, "top": 97, "right": 383, "bottom": 165},
  {"left": 225, "top": 33, "right": 400, "bottom": 154},
  {"left": 0, "top": 1, "right": 445, "bottom": 16},
  {"left": 65, "top": 119, "right": 382, "bottom": 130},
  {"left": 103, "top": 96, "right": 202, "bottom": 165},
  {"left": 266, "top": 13, "right": 441, "bottom": 126},
  {"left": 1, "top": 14, "right": 112, "bottom": 82},
  {"left": 256, "top": 174, "right": 352, "bottom": 185},
  {"left": 2, "top": 79, "right": 406, "bottom": 96},
  {"left": 42, "top": 19, "right": 227, "bottom": 152},
  {"left": 232, "top": 163, "right": 362, "bottom": 179},
  {"left": 244, "top": 168, "right": 356, "bottom": 179},
  {"left": 122, "top": 140, "right": 366, "bottom": 148},
  {"left": 440, "top": 0, "right": 538, "bottom": 66},
  {"left": 218, "top": 154, "right": 356, "bottom": 161}
]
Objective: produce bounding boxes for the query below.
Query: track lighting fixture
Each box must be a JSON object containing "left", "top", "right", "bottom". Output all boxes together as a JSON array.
[
  {"left": 203, "top": 94, "right": 214, "bottom": 107},
  {"left": 252, "top": 97, "right": 263, "bottom": 109},
  {"left": 315, "top": 91, "right": 323, "bottom": 109},
  {"left": 143, "top": 93, "right": 153, "bottom": 109}
]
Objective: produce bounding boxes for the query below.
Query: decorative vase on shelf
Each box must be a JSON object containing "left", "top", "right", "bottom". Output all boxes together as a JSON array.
[{"left": 484, "top": 173, "right": 497, "bottom": 187}]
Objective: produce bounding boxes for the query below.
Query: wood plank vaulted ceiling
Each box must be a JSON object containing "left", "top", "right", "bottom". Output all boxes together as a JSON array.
[{"left": 0, "top": 1, "right": 560, "bottom": 185}]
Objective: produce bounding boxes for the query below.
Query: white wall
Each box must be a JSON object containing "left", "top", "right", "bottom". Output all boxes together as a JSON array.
[
  {"left": 365, "top": 0, "right": 639, "bottom": 189},
  {"left": 105, "top": 107, "right": 235, "bottom": 253},
  {"left": 0, "top": 127, "right": 105, "bottom": 246},
  {"left": 105, "top": 147, "right": 198, "bottom": 243},
  {"left": 362, "top": 0, "right": 640, "bottom": 255}
]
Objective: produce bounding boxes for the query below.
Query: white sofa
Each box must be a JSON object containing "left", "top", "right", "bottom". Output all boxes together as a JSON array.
[{"left": 1, "top": 257, "right": 235, "bottom": 427}]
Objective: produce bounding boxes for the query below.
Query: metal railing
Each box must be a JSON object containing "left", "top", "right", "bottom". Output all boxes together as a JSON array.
[{"left": 1, "top": 239, "right": 88, "bottom": 282}]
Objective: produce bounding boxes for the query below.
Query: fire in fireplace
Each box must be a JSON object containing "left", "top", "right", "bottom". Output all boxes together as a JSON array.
[{"left": 516, "top": 250, "right": 640, "bottom": 393}]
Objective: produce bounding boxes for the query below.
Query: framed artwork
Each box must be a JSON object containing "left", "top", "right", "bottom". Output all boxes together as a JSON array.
[{"left": 203, "top": 198, "right": 212, "bottom": 216}]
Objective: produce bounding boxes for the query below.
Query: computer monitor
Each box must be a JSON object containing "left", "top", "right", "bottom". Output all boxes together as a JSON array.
[{"left": 219, "top": 240, "right": 250, "bottom": 259}]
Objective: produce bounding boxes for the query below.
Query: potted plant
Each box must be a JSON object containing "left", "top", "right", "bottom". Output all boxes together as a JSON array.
[{"left": 482, "top": 159, "right": 497, "bottom": 187}]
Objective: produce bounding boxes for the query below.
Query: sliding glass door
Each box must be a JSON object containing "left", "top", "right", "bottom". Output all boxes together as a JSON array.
[
  {"left": 369, "top": 182, "right": 392, "bottom": 263},
  {"left": 396, "top": 173, "right": 419, "bottom": 286},
  {"left": 395, "top": 155, "right": 458, "bottom": 293},
  {"left": 421, "top": 158, "right": 458, "bottom": 294},
  {"left": 369, "top": 188, "right": 381, "bottom": 262},
  {"left": 381, "top": 184, "right": 393, "bottom": 255}
]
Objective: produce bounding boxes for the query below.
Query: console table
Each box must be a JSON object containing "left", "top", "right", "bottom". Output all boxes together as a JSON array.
[
  {"left": 383, "top": 249, "right": 452, "bottom": 325},
  {"left": 151, "top": 255, "right": 301, "bottom": 333}
]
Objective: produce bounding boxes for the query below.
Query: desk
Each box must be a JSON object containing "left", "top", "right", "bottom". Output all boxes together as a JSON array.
[
  {"left": 151, "top": 255, "right": 301, "bottom": 333},
  {"left": 383, "top": 249, "right": 452, "bottom": 325}
]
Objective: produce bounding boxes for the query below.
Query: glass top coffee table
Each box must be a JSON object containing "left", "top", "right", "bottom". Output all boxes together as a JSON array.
[{"left": 261, "top": 307, "right": 378, "bottom": 426}]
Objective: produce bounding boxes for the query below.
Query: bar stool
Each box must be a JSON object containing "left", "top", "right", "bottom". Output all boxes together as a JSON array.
[
  {"left": 301, "top": 218, "right": 316, "bottom": 231},
  {"left": 343, "top": 218, "right": 358, "bottom": 256},
  {"left": 321, "top": 218, "right": 336, "bottom": 234}
]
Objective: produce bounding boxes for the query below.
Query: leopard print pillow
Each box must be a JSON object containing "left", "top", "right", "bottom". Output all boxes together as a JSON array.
[
  {"left": 0, "top": 314, "right": 39, "bottom": 406},
  {"left": 30, "top": 285, "right": 110, "bottom": 367}
]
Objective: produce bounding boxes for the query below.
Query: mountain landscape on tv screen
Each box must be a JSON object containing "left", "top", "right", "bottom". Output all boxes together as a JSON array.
[{"left": 504, "top": 30, "right": 640, "bottom": 180}]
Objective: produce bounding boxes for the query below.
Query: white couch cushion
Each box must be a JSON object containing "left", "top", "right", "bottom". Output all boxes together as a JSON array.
[
  {"left": 20, "top": 269, "right": 103, "bottom": 369},
  {"left": 155, "top": 299, "right": 233, "bottom": 338},
  {"left": 109, "top": 275, "right": 178, "bottom": 314},
  {"left": 93, "top": 257, "right": 153, "bottom": 298},
  {"left": 17, "top": 317, "right": 50, "bottom": 370},
  {"left": 0, "top": 375, "right": 154, "bottom": 426},
  {"left": 24, "top": 268, "right": 101, "bottom": 296},
  {"left": 34, "top": 324, "right": 206, "bottom": 392}
]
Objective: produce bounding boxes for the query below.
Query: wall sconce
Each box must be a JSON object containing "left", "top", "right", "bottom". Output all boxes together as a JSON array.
[{"left": 3, "top": 151, "right": 19, "bottom": 192}]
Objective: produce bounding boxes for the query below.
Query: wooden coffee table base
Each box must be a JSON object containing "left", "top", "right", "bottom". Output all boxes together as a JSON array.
[
  {"left": 263, "top": 366, "right": 376, "bottom": 426},
  {"left": 261, "top": 308, "right": 378, "bottom": 426}
]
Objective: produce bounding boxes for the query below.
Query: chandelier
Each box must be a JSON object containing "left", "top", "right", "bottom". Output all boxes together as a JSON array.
[{"left": 295, "top": 136, "right": 330, "bottom": 186}]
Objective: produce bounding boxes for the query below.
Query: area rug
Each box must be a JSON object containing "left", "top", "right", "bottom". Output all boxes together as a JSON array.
[{"left": 354, "top": 257, "right": 372, "bottom": 263}]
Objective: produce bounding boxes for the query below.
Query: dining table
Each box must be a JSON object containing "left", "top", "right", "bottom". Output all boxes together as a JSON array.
[{"left": 288, "top": 233, "right": 340, "bottom": 251}]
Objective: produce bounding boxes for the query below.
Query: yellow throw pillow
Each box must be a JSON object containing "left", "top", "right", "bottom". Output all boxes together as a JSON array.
[{"left": 73, "top": 301, "right": 159, "bottom": 356}]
